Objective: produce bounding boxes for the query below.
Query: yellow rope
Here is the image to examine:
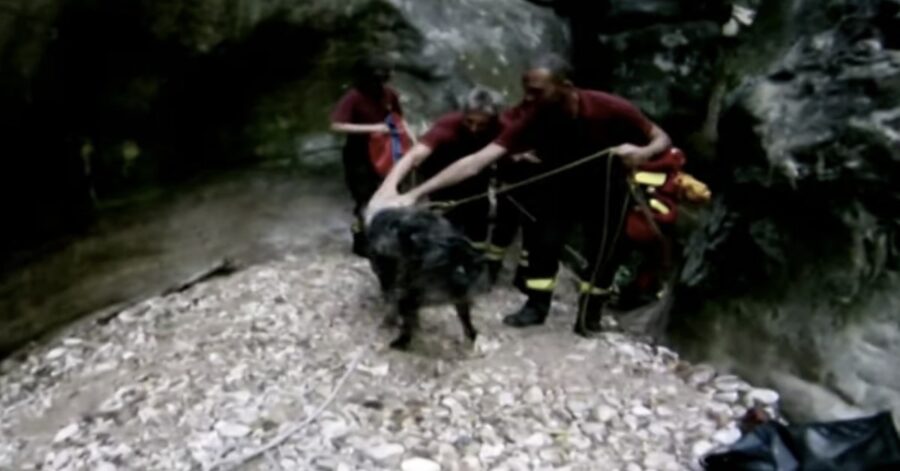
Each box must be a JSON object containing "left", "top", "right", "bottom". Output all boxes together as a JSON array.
[{"left": 425, "top": 147, "right": 616, "bottom": 211}]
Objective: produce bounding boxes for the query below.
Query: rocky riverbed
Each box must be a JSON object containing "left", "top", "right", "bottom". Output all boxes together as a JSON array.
[{"left": 0, "top": 247, "right": 780, "bottom": 471}]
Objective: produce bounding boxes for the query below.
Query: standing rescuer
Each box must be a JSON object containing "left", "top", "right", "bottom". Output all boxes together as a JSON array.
[
  {"left": 374, "top": 54, "right": 671, "bottom": 336},
  {"left": 331, "top": 56, "right": 412, "bottom": 256}
]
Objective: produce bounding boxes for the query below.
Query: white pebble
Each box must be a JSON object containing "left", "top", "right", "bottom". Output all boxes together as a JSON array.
[
  {"left": 215, "top": 421, "right": 251, "bottom": 438},
  {"left": 595, "top": 405, "right": 618, "bottom": 423},
  {"left": 644, "top": 451, "right": 677, "bottom": 470},
  {"left": 692, "top": 440, "right": 716, "bottom": 458},
  {"left": 524, "top": 386, "right": 544, "bottom": 404},
  {"left": 96, "top": 462, "right": 117, "bottom": 471},
  {"left": 46, "top": 348, "right": 67, "bottom": 361},
  {"left": 402, "top": 457, "right": 441, "bottom": 471},
  {"left": 498, "top": 392, "right": 515, "bottom": 407},
  {"left": 712, "top": 427, "right": 742, "bottom": 446},
  {"left": 366, "top": 443, "right": 405, "bottom": 462},
  {"left": 524, "top": 433, "right": 551, "bottom": 448},
  {"left": 746, "top": 388, "right": 780, "bottom": 406},
  {"left": 53, "top": 423, "right": 80, "bottom": 443},
  {"left": 632, "top": 405, "right": 653, "bottom": 417},
  {"left": 713, "top": 391, "right": 740, "bottom": 404}
]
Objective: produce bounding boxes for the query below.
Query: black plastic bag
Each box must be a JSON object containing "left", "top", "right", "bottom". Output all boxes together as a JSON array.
[{"left": 703, "top": 411, "right": 900, "bottom": 471}]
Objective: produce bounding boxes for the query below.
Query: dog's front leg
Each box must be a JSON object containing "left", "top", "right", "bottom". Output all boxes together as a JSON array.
[
  {"left": 390, "top": 295, "right": 419, "bottom": 350},
  {"left": 455, "top": 302, "right": 478, "bottom": 343}
]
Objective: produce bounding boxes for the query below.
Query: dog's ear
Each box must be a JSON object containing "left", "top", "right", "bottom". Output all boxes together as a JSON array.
[{"left": 367, "top": 210, "right": 404, "bottom": 257}]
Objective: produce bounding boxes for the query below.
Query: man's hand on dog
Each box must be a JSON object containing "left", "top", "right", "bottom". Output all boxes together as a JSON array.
[{"left": 365, "top": 192, "right": 417, "bottom": 224}]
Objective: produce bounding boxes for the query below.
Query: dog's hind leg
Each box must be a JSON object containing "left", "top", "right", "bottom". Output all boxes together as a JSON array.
[
  {"left": 455, "top": 302, "right": 478, "bottom": 343},
  {"left": 390, "top": 296, "right": 419, "bottom": 350}
]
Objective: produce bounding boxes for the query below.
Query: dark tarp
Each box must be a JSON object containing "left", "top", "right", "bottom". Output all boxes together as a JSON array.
[{"left": 703, "top": 411, "right": 900, "bottom": 471}]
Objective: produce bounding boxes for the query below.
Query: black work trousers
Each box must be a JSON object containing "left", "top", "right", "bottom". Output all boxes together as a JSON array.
[
  {"left": 432, "top": 170, "right": 520, "bottom": 270},
  {"left": 514, "top": 157, "right": 631, "bottom": 310},
  {"left": 342, "top": 142, "right": 382, "bottom": 222}
]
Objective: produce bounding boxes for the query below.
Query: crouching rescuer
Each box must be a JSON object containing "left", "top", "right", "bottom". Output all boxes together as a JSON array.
[
  {"left": 374, "top": 54, "right": 672, "bottom": 337},
  {"left": 370, "top": 87, "right": 513, "bottom": 279}
]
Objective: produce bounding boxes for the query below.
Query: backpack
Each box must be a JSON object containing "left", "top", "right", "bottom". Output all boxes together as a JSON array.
[{"left": 626, "top": 147, "right": 711, "bottom": 243}]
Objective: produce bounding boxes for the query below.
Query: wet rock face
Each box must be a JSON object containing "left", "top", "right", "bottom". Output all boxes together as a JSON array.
[
  {"left": 671, "top": 0, "right": 900, "bottom": 422},
  {"left": 558, "top": 0, "right": 740, "bottom": 156},
  {"left": 685, "top": 0, "right": 900, "bottom": 293},
  {"left": 603, "top": 0, "right": 733, "bottom": 29},
  {"left": 596, "top": 20, "right": 723, "bottom": 138}
]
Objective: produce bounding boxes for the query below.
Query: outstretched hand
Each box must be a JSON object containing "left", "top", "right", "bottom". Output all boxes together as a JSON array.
[
  {"left": 365, "top": 192, "right": 418, "bottom": 224},
  {"left": 611, "top": 144, "right": 651, "bottom": 168}
]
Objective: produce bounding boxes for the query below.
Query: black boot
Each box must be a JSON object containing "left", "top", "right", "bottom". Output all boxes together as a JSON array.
[
  {"left": 573, "top": 293, "right": 607, "bottom": 337},
  {"left": 503, "top": 292, "right": 552, "bottom": 328}
]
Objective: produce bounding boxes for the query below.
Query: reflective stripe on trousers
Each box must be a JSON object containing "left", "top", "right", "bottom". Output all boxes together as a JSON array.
[{"left": 525, "top": 277, "right": 556, "bottom": 292}]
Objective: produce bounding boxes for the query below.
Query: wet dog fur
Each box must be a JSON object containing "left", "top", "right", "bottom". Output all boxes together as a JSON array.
[{"left": 365, "top": 208, "right": 489, "bottom": 349}]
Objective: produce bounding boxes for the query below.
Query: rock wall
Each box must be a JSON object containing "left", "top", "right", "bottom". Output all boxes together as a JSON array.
[
  {"left": 668, "top": 0, "right": 900, "bottom": 422},
  {"left": 556, "top": 0, "right": 736, "bottom": 154}
]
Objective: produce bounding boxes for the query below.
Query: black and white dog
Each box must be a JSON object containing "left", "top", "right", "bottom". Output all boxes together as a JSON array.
[{"left": 365, "top": 208, "right": 489, "bottom": 349}]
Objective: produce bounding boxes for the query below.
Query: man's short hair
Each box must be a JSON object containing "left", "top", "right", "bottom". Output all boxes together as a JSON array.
[
  {"left": 528, "top": 53, "right": 574, "bottom": 84},
  {"left": 462, "top": 87, "right": 500, "bottom": 116}
]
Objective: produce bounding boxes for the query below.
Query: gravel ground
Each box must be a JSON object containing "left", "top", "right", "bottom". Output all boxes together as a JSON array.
[{"left": 0, "top": 249, "right": 780, "bottom": 471}]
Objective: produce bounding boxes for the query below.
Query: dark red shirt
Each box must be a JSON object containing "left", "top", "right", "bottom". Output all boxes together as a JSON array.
[
  {"left": 419, "top": 111, "right": 502, "bottom": 200},
  {"left": 495, "top": 89, "right": 653, "bottom": 162},
  {"left": 330, "top": 86, "right": 403, "bottom": 124},
  {"left": 499, "top": 102, "right": 532, "bottom": 130},
  {"left": 331, "top": 86, "right": 404, "bottom": 155}
]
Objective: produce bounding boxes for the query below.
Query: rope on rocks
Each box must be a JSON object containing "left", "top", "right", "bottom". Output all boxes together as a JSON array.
[{"left": 205, "top": 344, "right": 369, "bottom": 471}]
